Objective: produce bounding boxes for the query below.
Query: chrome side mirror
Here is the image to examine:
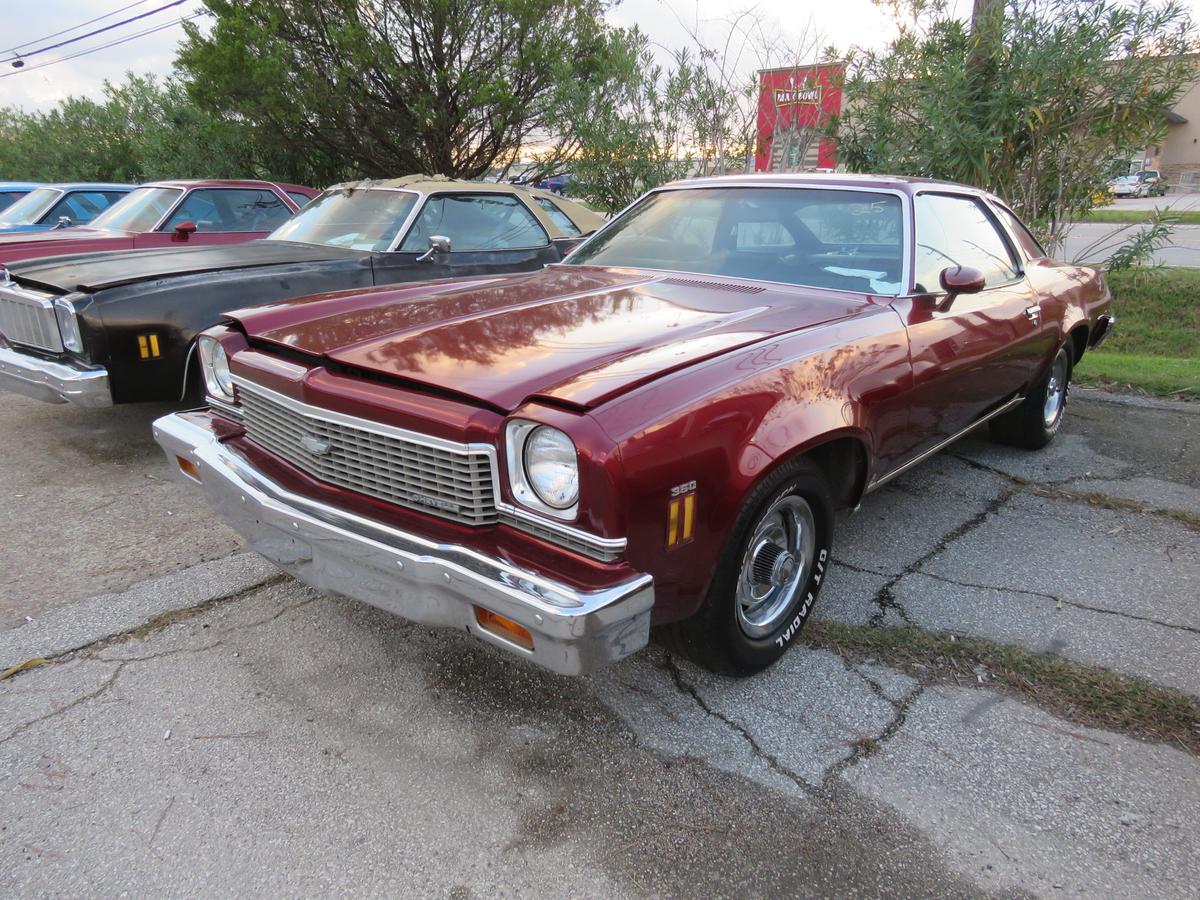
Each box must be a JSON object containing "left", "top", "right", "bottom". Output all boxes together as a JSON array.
[
  {"left": 417, "top": 234, "right": 451, "bottom": 263},
  {"left": 55, "top": 216, "right": 73, "bottom": 229}
]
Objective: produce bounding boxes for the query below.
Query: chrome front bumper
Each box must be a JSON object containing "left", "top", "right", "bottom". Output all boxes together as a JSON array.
[
  {"left": 0, "top": 345, "right": 111, "bottom": 407},
  {"left": 153, "top": 412, "right": 654, "bottom": 675}
]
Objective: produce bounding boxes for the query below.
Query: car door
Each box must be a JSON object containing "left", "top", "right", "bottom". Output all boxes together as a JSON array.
[
  {"left": 372, "top": 192, "right": 561, "bottom": 286},
  {"left": 889, "top": 191, "right": 1048, "bottom": 451},
  {"left": 133, "top": 188, "right": 293, "bottom": 248}
]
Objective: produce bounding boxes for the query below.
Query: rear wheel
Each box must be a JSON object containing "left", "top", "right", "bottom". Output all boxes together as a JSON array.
[
  {"left": 989, "top": 345, "right": 1072, "bottom": 449},
  {"left": 659, "top": 459, "right": 833, "bottom": 674}
]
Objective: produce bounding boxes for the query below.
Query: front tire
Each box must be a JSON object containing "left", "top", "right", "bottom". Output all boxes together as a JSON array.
[
  {"left": 659, "top": 459, "right": 833, "bottom": 675},
  {"left": 989, "top": 345, "right": 1072, "bottom": 450}
]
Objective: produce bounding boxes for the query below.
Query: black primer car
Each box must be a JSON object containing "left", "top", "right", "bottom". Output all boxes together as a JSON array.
[{"left": 0, "top": 176, "right": 602, "bottom": 407}]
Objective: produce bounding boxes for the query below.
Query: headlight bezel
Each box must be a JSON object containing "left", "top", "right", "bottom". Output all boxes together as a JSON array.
[
  {"left": 197, "top": 333, "right": 235, "bottom": 403},
  {"left": 52, "top": 297, "right": 84, "bottom": 354},
  {"left": 505, "top": 420, "right": 580, "bottom": 520}
]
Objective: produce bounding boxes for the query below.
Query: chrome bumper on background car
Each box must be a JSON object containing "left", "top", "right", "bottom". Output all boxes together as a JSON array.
[
  {"left": 152, "top": 412, "right": 655, "bottom": 675},
  {"left": 0, "top": 345, "right": 112, "bottom": 407}
]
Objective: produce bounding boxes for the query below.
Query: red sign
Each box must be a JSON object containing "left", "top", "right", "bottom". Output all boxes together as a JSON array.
[{"left": 755, "top": 64, "right": 844, "bottom": 172}]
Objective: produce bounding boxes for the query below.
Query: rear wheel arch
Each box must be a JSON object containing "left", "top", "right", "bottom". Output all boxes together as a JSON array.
[{"left": 1068, "top": 322, "right": 1090, "bottom": 364}]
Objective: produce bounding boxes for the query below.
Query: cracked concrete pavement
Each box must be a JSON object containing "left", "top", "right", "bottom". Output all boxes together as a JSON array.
[{"left": 1, "top": 388, "right": 1197, "bottom": 896}]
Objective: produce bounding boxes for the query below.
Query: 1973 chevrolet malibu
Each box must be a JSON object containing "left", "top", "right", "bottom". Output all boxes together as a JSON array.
[{"left": 153, "top": 174, "right": 1114, "bottom": 675}]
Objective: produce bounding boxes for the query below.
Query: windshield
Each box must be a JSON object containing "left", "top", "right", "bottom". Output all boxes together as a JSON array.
[
  {"left": 91, "top": 187, "right": 184, "bottom": 231},
  {"left": 0, "top": 188, "right": 61, "bottom": 225},
  {"left": 268, "top": 188, "right": 419, "bottom": 251},
  {"left": 568, "top": 187, "right": 905, "bottom": 294},
  {"left": 1113, "top": 176, "right": 1139, "bottom": 183}
]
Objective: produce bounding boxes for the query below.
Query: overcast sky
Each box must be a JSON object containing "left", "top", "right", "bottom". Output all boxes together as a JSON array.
[{"left": 1, "top": 0, "right": 1197, "bottom": 113}]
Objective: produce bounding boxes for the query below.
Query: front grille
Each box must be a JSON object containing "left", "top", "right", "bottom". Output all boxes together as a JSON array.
[
  {"left": 0, "top": 281, "right": 64, "bottom": 352},
  {"left": 237, "top": 379, "right": 497, "bottom": 526}
]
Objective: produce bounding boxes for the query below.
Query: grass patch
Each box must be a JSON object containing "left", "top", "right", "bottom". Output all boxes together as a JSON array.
[
  {"left": 1075, "top": 352, "right": 1200, "bottom": 399},
  {"left": 1081, "top": 208, "right": 1200, "bottom": 225},
  {"left": 1075, "top": 267, "right": 1200, "bottom": 398},
  {"left": 805, "top": 620, "right": 1200, "bottom": 755}
]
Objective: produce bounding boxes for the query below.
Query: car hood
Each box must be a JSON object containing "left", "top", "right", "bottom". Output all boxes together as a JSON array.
[
  {"left": 7, "top": 240, "right": 364, "bottom": 293},
  {"left": 230, "top": 265, "right": 880, "bottom": 411}
]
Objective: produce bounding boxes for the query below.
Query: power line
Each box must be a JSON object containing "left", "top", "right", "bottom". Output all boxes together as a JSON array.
[
  {"left": 0, "top": 11, "right": 206, "bottom": 80},
  {"left": 2, "top": 0, "right": 157, "bottom": 56},
  {"left": 4, "top": 0, "right": 188, "bottom": 66}
]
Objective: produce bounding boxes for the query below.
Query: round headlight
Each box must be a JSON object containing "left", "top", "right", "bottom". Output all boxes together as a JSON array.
[
  {"left": 523, "top": 425, "right": 579, "bottom": 510},
  {"left": 197, "top": 334, "right": 235, "bottom": 401}
]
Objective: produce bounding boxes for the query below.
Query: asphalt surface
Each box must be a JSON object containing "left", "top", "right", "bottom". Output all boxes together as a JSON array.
[
  {"left": 1060, "top": 193, "right": 1200, "bottom": 267},
  {"left": 1, "top": 387, "right": 1197, "bottom": 897}
]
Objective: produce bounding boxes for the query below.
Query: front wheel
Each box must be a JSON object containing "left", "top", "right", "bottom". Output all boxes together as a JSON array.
[
  {"left": 989, "top": 345, "right": 1072, "bottom": 449},
  {"left": 659, "top": 459, "right": 833, "bottom": 674}
]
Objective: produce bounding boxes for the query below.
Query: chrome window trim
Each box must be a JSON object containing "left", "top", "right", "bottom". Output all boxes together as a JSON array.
[
  {"left": 229, "top": 375, "right": 627, "bottom": 558},
  {"left": 561, "top": 183, "right": 913, "bottom": 296}
]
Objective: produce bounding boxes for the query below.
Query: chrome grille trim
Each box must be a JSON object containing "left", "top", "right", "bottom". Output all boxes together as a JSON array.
[
  {"left": 0, "top": 279, "right": 64, "bottom": 353},
  {"left": 230, "top": 375, "right": 628, "bottom": 561},
  {"left": 235, "top": 377, "right": 498, "bottom": 526}
]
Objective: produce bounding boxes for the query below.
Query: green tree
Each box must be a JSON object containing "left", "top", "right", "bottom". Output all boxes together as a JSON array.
[
  {"left": 177, "top": 0, "right": 620, "bottom": 183},
  {"left": 831, "top": 0, "right": 1197, "bottom": 247},
  {"left": 0, "top": 74, "right": 297, "bottom": 183}
]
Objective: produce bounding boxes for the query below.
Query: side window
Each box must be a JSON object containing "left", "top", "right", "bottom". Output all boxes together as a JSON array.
[
  {"left": 286, "top": 191, "right": 313, "bottom": 209},
  {"left": 994, "top": 203, "right": 1046, "bottom": 260},
  {"left": 161, "top": 189, "right": 290, "bottom": 233},
  {"left": 913, "top": 194, "right": 1020, "bottom": 293},
  {"left": 42, "top": 191, "right": 118, "bottom": 225},
  {"left": 400, "top": 194, "right": 549, "bottom": 251},
  {"left": 532, "top": 196, "right": 581, "bottom": 236}
]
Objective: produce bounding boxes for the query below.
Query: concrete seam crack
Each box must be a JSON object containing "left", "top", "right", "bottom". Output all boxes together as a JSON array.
[
  {"left": 909, "top": 569, "right": 1200, "bottom": 636},
  {"left": 0, "top": 661, "right": 125, "bottom": 747},
  {"left": 867, "top": 487, "right": 1015, "bottom": 627},
  {"left": 661, "top": 653, "right": 821, "bottom": 798},
  {"left": 1, "top": 573, "right": 290, "bottom": 681}
]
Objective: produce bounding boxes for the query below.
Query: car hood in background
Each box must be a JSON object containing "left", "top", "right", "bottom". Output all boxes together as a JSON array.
[
  {"left": 8, "top": 240, "right": 365, "bottom": 293},
  {"left": 230, "top": 265, "right": 882, "bottom": 411}
]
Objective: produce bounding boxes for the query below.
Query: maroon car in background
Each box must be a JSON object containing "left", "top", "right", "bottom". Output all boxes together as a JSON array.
[
  {"left": 154, "top": 174, "right": 1114, "bottom": 676},
  {"left": 0, "top": 179, "right": 318, "bottom": 266}
]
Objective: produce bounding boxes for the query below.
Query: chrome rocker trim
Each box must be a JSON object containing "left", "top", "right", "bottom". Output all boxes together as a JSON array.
[
  {"left": 152, "top": 412, "right": 654, "bottom": 675},
  {"left": 0, "top": 345, "right": 112, "bottom": 407}
]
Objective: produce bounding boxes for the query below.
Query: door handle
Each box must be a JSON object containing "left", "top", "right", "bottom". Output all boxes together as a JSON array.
[{"left": 1024, "top": 305, "right": 1041, "bottom": 324}]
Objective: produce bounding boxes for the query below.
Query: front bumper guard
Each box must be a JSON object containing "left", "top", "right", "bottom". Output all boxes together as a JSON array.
[
  {"left": 152, "top": 412, "right": 654, "bottom": 675},
  {"left": 0, "top": 345, "right": 111, "bottom": 408}
]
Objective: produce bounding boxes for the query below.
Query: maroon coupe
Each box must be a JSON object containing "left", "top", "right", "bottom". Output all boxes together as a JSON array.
[
  {"left": 154, "top": 175, "right": 1113, "bottom": 675},
  {"left": 0, "top": 179, "right": 317, "bottom": 266}
]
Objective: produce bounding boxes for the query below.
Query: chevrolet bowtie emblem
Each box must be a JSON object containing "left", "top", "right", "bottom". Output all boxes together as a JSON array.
[{"left": 299, "top": 434, "right": 332, "bottom": 456}]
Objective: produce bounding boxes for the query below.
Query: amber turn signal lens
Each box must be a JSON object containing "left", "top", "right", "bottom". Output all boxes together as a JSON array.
[
  {"left": 176, "top": 455, "right": 201, "bottom": 482},
  {"left": 474, "top": 606, "right": 534, "bottom": 651}
]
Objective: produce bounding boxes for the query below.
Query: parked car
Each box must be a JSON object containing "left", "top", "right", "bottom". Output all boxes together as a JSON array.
[
  {"left": 0, "top": 177, "right": 602, "bottom": 407},
  {"left": 0, "top": 179, "right": 317, "bottom": 266},
  {"left": 0, "top": 182, "right": 41, "bottom": 215},
  {"left": 0, "top": 182, "right": 134, "bottom": 232},
  {"left": 151, "top": 174, "right": 1114, "bottom": 676},
  {"left": 1136, "top": 169, "right": 1168, "bottom": 197},
  {"left": 536, "top": 173, "right": 572, "bottom": 195},
  {"left": 1107, "top": 174, "right": 1150, "bottom": 198}
]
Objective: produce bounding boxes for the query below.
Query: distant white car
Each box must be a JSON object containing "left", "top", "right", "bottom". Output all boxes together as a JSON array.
[{"left": 1108, "top": 175, "right": 1148, "bottom": 198}]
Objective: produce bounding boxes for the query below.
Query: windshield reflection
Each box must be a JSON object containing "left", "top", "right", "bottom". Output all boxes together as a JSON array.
[
  {"left": 269, "top": 188, "right": 419, "bottom": 251},
  {"left": 0, "top": 188, "right": 61, "bottom": 225},
  {"left": 568, "top": 187, "right": 905, "bottom": 295},
  {"left": 91, "top": 187, "right": 183, "bottom": 231}
]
